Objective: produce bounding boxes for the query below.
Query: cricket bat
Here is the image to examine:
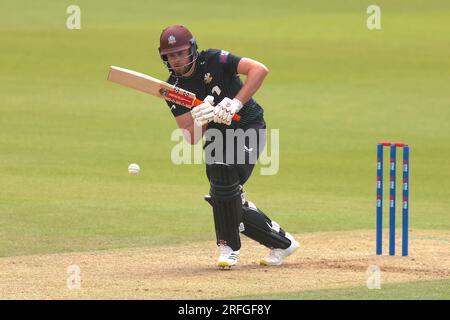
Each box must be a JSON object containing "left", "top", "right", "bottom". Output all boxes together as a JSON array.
[{"left": 107, "top": 66, "right": 240, "bottom": 122}]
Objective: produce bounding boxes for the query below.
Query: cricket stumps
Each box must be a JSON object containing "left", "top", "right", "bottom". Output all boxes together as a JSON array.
[{"left": 376, "top": 142, "right": 409, "bottom": 256}]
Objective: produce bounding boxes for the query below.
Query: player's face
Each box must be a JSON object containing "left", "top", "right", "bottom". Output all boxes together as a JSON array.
[{"left": 167, "top": 49, "right": 192, "bottom": 76}]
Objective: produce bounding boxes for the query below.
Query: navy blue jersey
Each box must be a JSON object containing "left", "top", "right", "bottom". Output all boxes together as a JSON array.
[{"left": 165, "top": 49, "right": 264, "bottom": 129}]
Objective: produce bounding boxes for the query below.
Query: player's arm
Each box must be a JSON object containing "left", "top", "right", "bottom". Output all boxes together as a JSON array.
[
  {"left": 174, "top": 112, "right": 208, "bottom": 145},
  {"left": 214, "top": 57, "right": 268, "bottom": 125},
  {"left": 234, "top": 58, "right": 269, "bottom": 104}
]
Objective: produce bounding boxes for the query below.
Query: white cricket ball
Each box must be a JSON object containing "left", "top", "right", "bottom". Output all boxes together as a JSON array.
[{"left": 128, "top": 163, "right": 140, "bottom": 175}]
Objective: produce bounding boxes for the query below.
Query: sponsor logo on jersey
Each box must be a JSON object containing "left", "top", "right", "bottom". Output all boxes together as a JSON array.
[{"left": 219, "top": 50, "right": 229, "bottom": 63}]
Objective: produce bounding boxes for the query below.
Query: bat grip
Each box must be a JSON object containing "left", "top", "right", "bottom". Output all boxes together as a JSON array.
[{"left": 193, "top": 99, "right": 241, "bottom": 122}]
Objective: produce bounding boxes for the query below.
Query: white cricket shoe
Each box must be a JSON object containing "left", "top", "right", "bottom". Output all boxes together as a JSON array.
[
  {"left": 260, "top": 232, "right": 299, "bottom": 266},
  {"left": 217, "top": 245, "right": 239, "bottom": 268}
]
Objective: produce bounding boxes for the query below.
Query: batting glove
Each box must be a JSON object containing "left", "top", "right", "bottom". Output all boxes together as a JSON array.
[
  {"left": 213, "top": 97, "right": 243, "bottom": 125},
  {"left": 191, "top": 95, "right": 215, "bottom": 126}
]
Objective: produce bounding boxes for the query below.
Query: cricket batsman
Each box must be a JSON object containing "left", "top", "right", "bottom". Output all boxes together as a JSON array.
[{"left": 159, "top": 25, "right": 299, "bottom": 268}]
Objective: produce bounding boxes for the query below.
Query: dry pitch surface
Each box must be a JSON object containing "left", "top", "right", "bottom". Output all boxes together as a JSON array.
[{"left": 1, "top": 230, "right": 449, "bottom": 299}]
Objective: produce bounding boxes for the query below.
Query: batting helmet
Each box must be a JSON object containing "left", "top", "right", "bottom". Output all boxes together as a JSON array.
[{"left": 159, "top": 25, "right": 198, "bottom": 75}]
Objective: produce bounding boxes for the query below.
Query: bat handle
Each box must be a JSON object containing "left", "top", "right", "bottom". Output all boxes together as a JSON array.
[{"left": 193, "top": 99, "right": 241, "bottom": 122}]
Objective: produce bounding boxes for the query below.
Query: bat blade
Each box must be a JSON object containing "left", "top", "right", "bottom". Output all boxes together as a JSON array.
[
  {"left": 108, "top": 66, "right": 165, "bottom": 96},
  {"left": 107, "top": 66, "right": 240, "bottom": 121},
  {"left": 108, "top": 66, "right": 197, "bottom": 108}
]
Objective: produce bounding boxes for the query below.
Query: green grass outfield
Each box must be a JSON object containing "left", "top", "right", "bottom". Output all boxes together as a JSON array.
[
  {"left": 230, "top": 279, "right": 450, "bottom": 300},
  {"left": 0, "top": 0, "right": 449, "bottom": 277}
]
